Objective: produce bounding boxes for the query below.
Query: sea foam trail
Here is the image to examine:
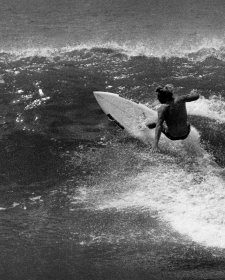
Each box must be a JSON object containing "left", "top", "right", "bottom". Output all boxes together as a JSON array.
[
  {"left": 96, "top": 151, "right": 225, "bottom": 248},
  {"left": 85, "top": 117, "right": 224, "bottom": 248}
]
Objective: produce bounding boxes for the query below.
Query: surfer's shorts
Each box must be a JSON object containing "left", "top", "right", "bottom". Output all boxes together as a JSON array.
[{"left": 162, "top": 124, "right": 191, "bottom": 141}]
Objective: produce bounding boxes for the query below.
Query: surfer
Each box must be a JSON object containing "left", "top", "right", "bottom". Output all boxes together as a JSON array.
[{"left": 146, "top": 85, "right": 200, "bottom": 152}]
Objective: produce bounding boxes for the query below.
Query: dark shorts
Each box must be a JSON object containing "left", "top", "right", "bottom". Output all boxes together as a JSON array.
[{"left": 162, "top": 124, "right": 191, "bottom": 141}]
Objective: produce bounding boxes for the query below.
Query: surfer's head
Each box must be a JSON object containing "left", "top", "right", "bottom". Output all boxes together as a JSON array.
[
  {"left": 156, "top": 86, "right": 174, "bottom": 104},
  {"left": 164, "top": 84, "right": 174, "bottom": 93}
]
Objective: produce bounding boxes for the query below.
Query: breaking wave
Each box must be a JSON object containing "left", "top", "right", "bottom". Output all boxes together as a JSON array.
[{"left": 1, "top": 38, "right": 225, "bottom": 62}]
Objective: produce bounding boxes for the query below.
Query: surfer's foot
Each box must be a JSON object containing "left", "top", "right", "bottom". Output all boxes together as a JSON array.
[{"left": 147, "top": 123, "right": 156, "bottom": 129}]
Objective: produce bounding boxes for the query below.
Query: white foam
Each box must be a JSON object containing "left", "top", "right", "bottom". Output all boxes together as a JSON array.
[
  {"left": 1, "top": 38, "right": 225, "bottom": 60},
  {"left": 97, "top": 156, "right": 225, "bottom": 248},
  {"left": 187, "top": 95, "right": 225, "bottom": 123},
  {"left": 166, "top": 173, "right": 225, "bottom": 248}
]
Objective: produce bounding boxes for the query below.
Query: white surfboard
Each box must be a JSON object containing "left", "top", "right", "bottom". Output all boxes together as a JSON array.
[{"left": 93, "top": 91, "right": 157, "bottom": 144}]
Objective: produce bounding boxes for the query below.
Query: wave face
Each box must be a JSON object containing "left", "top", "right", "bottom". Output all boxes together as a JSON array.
[
  {"left": 1, "top": 46, "right": 225, "bottom": 279},
  {"left": 1, "top": 46, "right": 225, "bottom": 137}
]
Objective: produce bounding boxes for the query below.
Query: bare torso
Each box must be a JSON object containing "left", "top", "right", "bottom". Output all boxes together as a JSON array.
[{"left": 152, "top": 90, "right": 199, "bottom": 151}]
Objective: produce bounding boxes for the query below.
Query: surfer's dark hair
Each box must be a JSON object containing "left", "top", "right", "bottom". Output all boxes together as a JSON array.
[{"left": 156, "top": 86, "right": 173, "bottom": 104}]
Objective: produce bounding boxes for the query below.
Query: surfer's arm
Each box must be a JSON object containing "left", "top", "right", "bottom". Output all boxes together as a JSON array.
[
  {"left": 152, "top": 106, "right": 166, "bottom": 152},
  {"left": 177, "top": 90, "right": 200, "bottom": 102}
]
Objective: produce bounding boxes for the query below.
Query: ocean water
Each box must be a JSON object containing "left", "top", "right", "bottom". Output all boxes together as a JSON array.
[{"left": 1, "top": 1, "right": 225, "bottom": 280}]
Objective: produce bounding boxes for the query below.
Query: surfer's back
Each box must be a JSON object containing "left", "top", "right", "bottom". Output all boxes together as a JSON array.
[
  {"left": 166, "top": 91, "right": 199, "bottom": 123},
  {"left": 156, "top": 88, "right": 200, "bottom": 138}
]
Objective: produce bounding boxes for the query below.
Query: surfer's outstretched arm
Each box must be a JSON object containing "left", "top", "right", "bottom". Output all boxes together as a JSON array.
[
  {"left": 177, "top": 89, "right": 200, "bottom": 103},
  {"left": 152, "top": 106, "right": 166, "bottom": 152}
]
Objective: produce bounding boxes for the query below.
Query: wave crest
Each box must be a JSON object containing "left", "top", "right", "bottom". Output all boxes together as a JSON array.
[{"left": 2, "top": 37, "right": 225, "bottom": 62}]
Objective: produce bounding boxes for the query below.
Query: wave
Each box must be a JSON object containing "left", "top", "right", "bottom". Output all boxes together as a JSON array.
[
  {"left": 2, "top": 44, "right": 225, "bottom": 146},
  {"left": 2, "top": 37, "right": 225, "bottom": 249},
  {"left": 1, "top": 38, "right": 225, "bottom": 62}
]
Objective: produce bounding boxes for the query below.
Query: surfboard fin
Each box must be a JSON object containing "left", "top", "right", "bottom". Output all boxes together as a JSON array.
[
  {"left": 147, "top": 123, "right": 156, "bottom": 129},
  {"left": 107, "top": 114, "right": 124, "bottom": 129}
]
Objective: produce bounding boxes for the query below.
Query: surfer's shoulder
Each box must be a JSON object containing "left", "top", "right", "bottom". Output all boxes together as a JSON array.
[
  {"left": 157, "top": 104, "right": 169, "bottom": 113},
  {"left": 157, "top": 104, "right": 169, "bottom": 118}
]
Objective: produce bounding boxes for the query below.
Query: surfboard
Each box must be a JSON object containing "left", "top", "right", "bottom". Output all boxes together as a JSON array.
[{"left": 93, "top": 91, "right": 157, "bottom": 144}]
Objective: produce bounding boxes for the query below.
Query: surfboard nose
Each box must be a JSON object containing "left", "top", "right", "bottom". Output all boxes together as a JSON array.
[
  {"left": 94, "top": 91, "right": 110, "bottom": 97},
  {"left": 93, "top": 91, "right": 101, "bottom": 98},
  {"left": 93, "top": 91, "right": 118, "bottom": 98}
]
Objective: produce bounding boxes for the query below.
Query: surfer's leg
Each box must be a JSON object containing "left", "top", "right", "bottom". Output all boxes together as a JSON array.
[{"left": 159, "top": 124, "right": 175, "bottom": 139}]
